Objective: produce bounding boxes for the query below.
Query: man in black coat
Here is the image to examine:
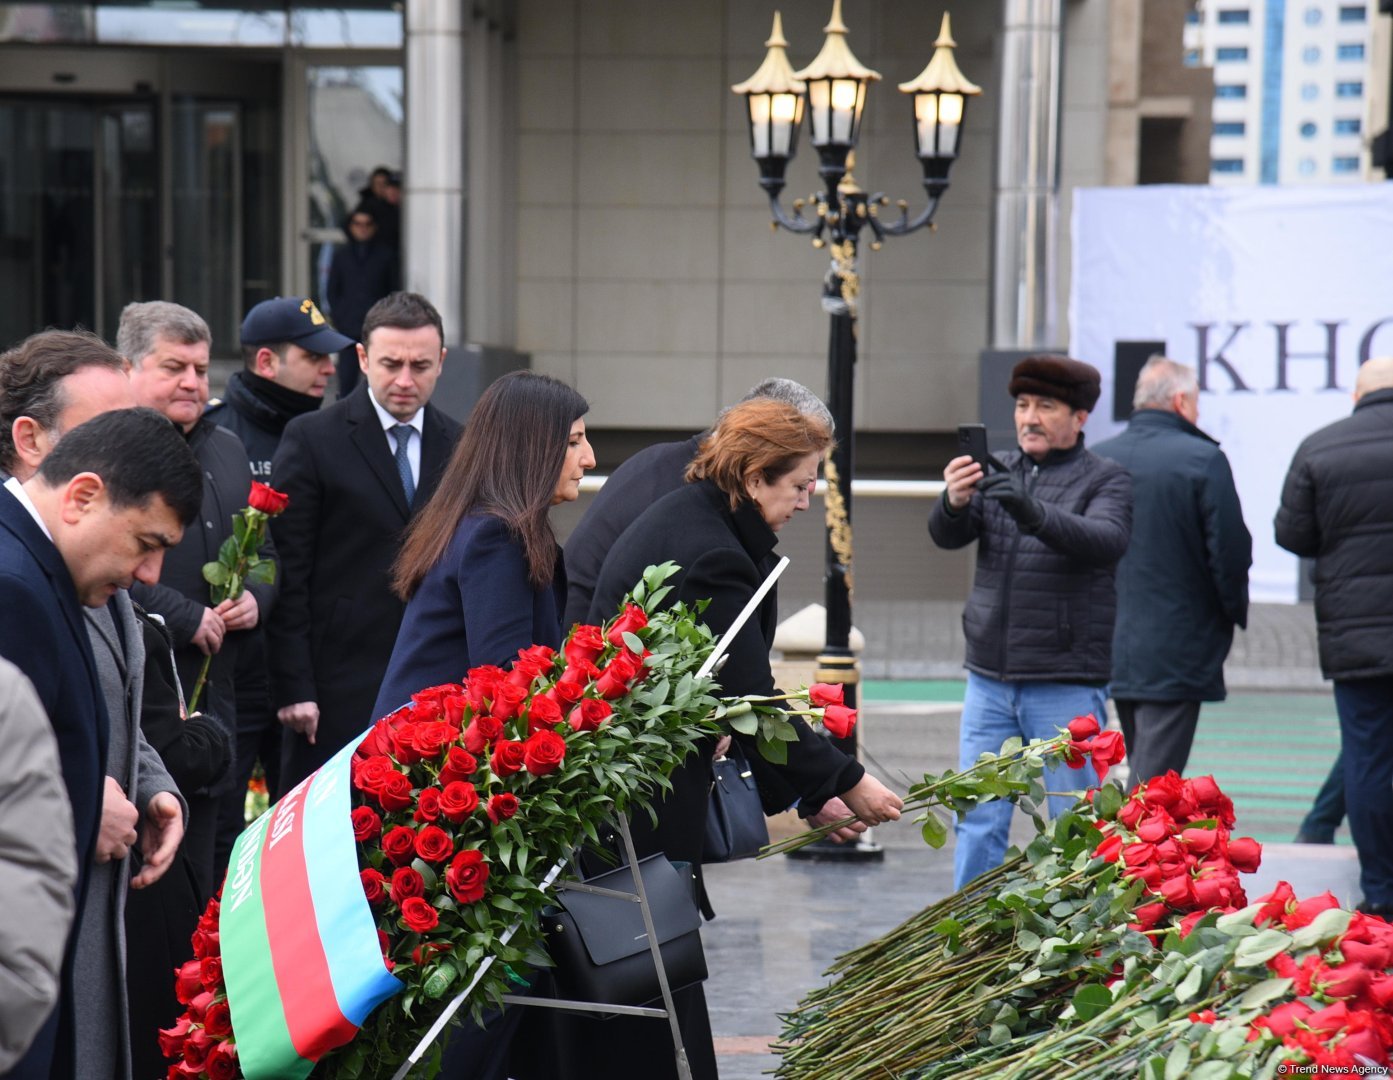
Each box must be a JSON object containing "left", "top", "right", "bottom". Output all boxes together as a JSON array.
[
  {"left": 1275, "top": 356, "right": 1393, "bottom": 918},
  {"left": 1092, "top": 357, "right": 1251, "bottom": 784},
  {"left": 268, "top": 291, "right": 462, "bottom": 792},
  {"left": 0, "top": 408, "right": 201, "bottom": 1080},
  {"left": 327, "top": 203, "right": 399, "bottom": 398},
  {"left": 121, "top": 300, "right": 275, "bottom": 903},
  {"left": 930, "top": 355, "right": 1132, "bottom": 889}
]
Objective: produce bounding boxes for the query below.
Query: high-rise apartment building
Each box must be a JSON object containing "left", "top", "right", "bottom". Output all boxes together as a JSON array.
[{"left": 1185, "top": 0, "right": 1376, "bottom": 183}]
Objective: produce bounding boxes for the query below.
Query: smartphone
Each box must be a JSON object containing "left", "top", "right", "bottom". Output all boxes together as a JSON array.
[{"left": 956, "top": 423, "right": 991, "bottom": 470}]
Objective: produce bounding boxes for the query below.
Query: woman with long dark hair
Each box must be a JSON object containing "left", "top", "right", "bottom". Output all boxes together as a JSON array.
[{"left": 372, "top": 370, "right": 594, "bottom": 716}]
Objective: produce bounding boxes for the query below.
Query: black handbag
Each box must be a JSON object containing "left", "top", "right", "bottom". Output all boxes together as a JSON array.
[
  {"left": 543, "top": 854, "right": 708, "bottom": 1013},
  {"left": 702, "top": 743, "right": 769, "bottom": 863}
]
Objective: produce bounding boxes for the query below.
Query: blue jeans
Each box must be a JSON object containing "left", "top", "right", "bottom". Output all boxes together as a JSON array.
[
  {"left": 954, "top": 673, "right": 1107, "bottom": 890},
  {"left": 1334, "top": 678, "right": 1393, "bottom": 906}
]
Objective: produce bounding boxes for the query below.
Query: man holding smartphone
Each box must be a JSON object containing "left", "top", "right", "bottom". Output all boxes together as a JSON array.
[{"left": 929, "top": 355, "right": 1133, "bottom": 889}]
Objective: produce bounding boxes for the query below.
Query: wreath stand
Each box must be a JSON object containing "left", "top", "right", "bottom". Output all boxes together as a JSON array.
[{"left": 390, "top": 557, "right": 791, "bottom": 1080}]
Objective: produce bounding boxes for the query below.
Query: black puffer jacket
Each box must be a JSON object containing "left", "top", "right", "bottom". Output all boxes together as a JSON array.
[
  {"left": 1275, "top": 387, "right": 1393, "bottom": 681},
  {"left": 205, "top": 371, "right": 322, "bottom": 482},
  {"left": 929, "top": 438, "right": 1132, "bottom": 683}
]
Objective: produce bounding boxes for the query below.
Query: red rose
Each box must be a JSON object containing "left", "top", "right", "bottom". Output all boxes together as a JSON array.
[
  {"left": 445, "top": 849, "right": 489, "bottom": 903},
  {"left": 519, "top": 644, "right": 557, "bottom": 667},
  {"left": 1227, "top": 836, "right": 1262, "bottom": 873},
  {"left": 542, "top": 680, "right": 584, "bottom": 711},
  {"left": 438, "top": 781, "right": 480, "bottom": 823},
  {"left": 1177, "top": 910, "right": 1207, "bottom": 938},
  {"left": 1304, "top": 1000, "right": 1351, "bottom": 1034},
  {"left": 526, "top": 693, "right": 564, "bottom": 735},
  {"left": 564, "top": 624, "right": 606, "bottom": 667},
  {"left": 1191, "top": 871, "right": 1237, "bottom": 909},
  {"left": 353, "top": 754, "right": 396, "bottom": 794},
  {"left": 203, "top": 1000, "right": 232, "bottom": 1039},
  {"left": 157, "top": 1016, "right": 191, "bottom": 1058},
  {"left": 1341, "top": 937, "right": 1393, "bottom": 970},
  {"left": 377, "top": 770, "right": 414, "bottom": 812},
  {"left": 567, "top": 698, "right": 613, "bottom": 732},
  {"left": 605, "top": 603, "right": 649, "bottom": 648},
  {"left": 1121, "top": 841, "right": 1156, "bottom": 869},
  {"left": 464, "top": 715, "right": 504, "bottom": 754},
  {"left": 352, "top": 805, "right": 382, "bottom": 842},
  {"left": 808, "top": 683, "right": 844, "bottom": 708},
  {"left": 487, "top": 792, "right": 519, "bottom": 823},
  {"left": 1067, "top": 714, "right": 1101, "bottom": 741},
  {"left": 595, "top": 651, "right": 644, "bottom": 699},
  {"left": 389, "top": 724, "right": 424, "bottom": 765},
  {"left": 204, "top": 1040, "right": 238, "bottom": 1080},
  {"left": 507, "top": 660, "right": 546, "bottom": 690},
  {"left": 182, "top": 1027, "right": 212, "bottom": 1069},
  {"left": 1252, "top": 1000, "right": 1312, "bottom": 1038},
  {"left": 247, "top": 481, "right": 289, "bottom": 515},
  {"left": 174, "top": 959, "right": 203, "bottom": 1005},
  {"left": 381, "top": 825, "right": 417, "bottom": 866},
  {"left": 1179, "top": 826, "right": 1220, "bottom": 854},
  {"left": 489, "top": 682, "right": 527, "bottom": 721},
  {"left": 361, "top": 868, "right": 387, "bottom": 905},
  {"left": 199, "top": 956, "right": 222, "bottom": 990},
  {"left": 1142, "top": 771, "right": 1184, "bottom": 810},
  {"left": 440, "top": 745, "right": 479, "bottom": 784},
  {"left": 187, "top": 990, "right": 213, "bottom": 1022},
  {"left": 491, "top": 739, "right": 526, "bottom": 777},
  {"left": 400, "top": 896, "right": 439, "bottom": 933},
  {"left": 1255, "top": 880, "right": 1297, "bottom": 925},
  {"left": 191, "top": 926, "right": 219, "bottom": 960},
  {"left": 1093, "top": 833, "right": 1123, "bottom": 863},
  {"left": 412, "top": 721, "right": 456, "bottom": 758},
  {"left": 411, "top": 941, "right": 450, "bottom": 966},
  {"left": 442, "top": 692, "right": 470, "bottom": 728},
  {"left": 558, "top": 658, "right": 601, "bottom": 688},
  {"left": 465, "top": 665, "right": 507, "bottom": 711},
  {"left": 357, "top": 719, "right": 397, "bottom": 759},
  {"left": 1129, "top": 901, "right": 1169, "bottom": 931},
  {"left": 1117, "top": 798, "right": 1146, "bottom": 829},
  {"left": 523, "top": 729, "right": 567, "bottom": 776},
  {"left": 821, "top": 704, "right": 857, "bottom": 740},
  {"left": 1313, "top": 962, "right": 1369, "bottom": 1000},
  {"left": 1087, "top": 730, "right": 1127, "bottom": 783},
  {"left": 414, "top": 787, "right": 442, "bottom": 823},
  {"left": 1159, "top": 874, "right": 1195, "bottom": 909},
  {"left": 414, "top": 825, "right": 454, "bottom": 863},
  {"left": 390, "top": 866, "right": 425, "bottom": 904}
]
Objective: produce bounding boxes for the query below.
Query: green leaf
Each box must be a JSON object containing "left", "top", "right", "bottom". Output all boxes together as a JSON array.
[
  {"left": 1095, "top": 782, "right": 1124, "bottom": 821},
  {"left": 1071, "top": 983, "right": 1113, "bottom": 1022},
  {"left": 202, "top": 561, "right": 230, "bottom": 587},
  {"left": 755, "top": 734, "right": 787, "bottom": 765},
  {"left": 1164, "top": 1043, "right": 1191, "bottom": 1080},
  {"left": 245, "top": 559, "right": 277, "bottom": 585},
  {"left": 621, "top": 631, "right": 644, "bottom": 654},
  {"left": 1173, "top": 962, "right": 1204, "bottom": 1003},
  {"left": 919, "top": 810, "right": 948, "bottom": 849},
  {"left": 987, "top": 1022, "right": 1012, "bottom": 1046},
  {"left": 217, "top": 534, "right": 241, "bottom": 565},
  {"left": 1289, "top": 906, "right": 1352, "bottom": 950},
  {"left": 1235, "top": 976, "right": 1293, "bottom": 1011},
  {"left": 1189, "top": 1062, "right": 1239, "bottom": 1080},
  {"left": 1233, "top": 929, "right": 1293, "bottom": 967}
]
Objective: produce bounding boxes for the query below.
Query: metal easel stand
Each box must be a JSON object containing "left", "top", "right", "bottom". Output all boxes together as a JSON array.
[{"left": 392, "top": 815, "right": 693, "bottom": 1080}]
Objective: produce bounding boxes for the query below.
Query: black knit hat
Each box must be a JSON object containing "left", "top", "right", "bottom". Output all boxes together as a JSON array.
[{"left": 1007, "top": 355, "right": 1102, "bottom": 412}]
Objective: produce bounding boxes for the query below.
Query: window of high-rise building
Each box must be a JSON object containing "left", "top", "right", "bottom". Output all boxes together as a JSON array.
[
  {"left": 1299, "top": 121, "right": 1318, "bottom": 138},
  {"left": 1218, "top": 8, "right": 1251, "bottom": 24},
  {"left": 1216, "top": 84, "right": 1248, "bottom": 99},
  {"left": 1301, "top": 83, "right": 1320, "bottom": 101},
  {"left": 1305, "top": 6, "right": 1324, "bottom": 25},
  {"left": 1334, "top": 117, "right": 1362, "bottom": 135},
  {"left": 1336, "top": 81, "right": 1364, "bottom": 98},
  {"left": 1338, "top": 5, "right": 1368, "bottom": 22},
  {"left": 1298, "top": 158, "right": 1318, "bottom": 175},
  {"left": 1213, "top": 159, "right": 1246, "bottom": 174},
  {"left": 1337, "top": 43, "right": 1366, "bottom": 60},
  {"left": 1185, "top": 48, "right": 1203, "bottom": 66},
  {"left": 1214, "top": 121, "right": 1247, "bottom": 136},
  {"left": 1216, "top": 46, "right": 1250, "bottom": 61},
  {"left": 1303, "top": 45, "right": 1322, "bottom": 63},
  {"left": 1187, "top": 9, "right": 1201, "bottom": 24},
  {"left": 1332, "top": 156, "right": 1361, "bottom": 172}
]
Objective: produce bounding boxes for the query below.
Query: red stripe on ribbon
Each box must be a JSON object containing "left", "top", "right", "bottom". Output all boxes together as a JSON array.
[{"left": 259, "top": 776, "right": 360, "bottom": 1061}]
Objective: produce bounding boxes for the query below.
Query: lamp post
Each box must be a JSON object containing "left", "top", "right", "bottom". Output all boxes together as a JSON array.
[{"left": 733, "top": 2, "right": 979, "bottom": 858}]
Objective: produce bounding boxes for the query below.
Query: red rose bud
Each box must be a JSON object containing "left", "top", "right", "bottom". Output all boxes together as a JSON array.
[
  {"left": 1136, "top": 817, "right": 1173, "bottom": 844},
  {"left": 525, "top": 693, "right": 564, "bottom": 735},
  {"left": 199, "top": 956, "right": 222, "bottom": 990},
  {"left": 1304, "top": 1000, "right": 1350, "bottom": 1034},
  {"left": 247, "top": 480, "right": 290, "bottom": 515},
  {"left": 442, "top": 692, "right": 469, "bottom": 728},
  {"left": 808, "top": 683, "right": 844, "bottom": 708},
  {"left": 1191, "top": 871, "right": 1236, "bottom": 909},
  {"left": 1087, "top": 730, "right": 1126, "bottom": 783},
  {"left": 489, "top": 682, "right": 527, "bottom": 721},
  {"left": 1251, "top": 1000, "right": 1312, "bottom": 1038},
  {"left": 445, "top": 849, "right": 489, "bottom": 904},
  {"left": 411, "top": 720, "right": 456, "bottom": 758},
  {"left": 182, "top": 1027, "right": 212, "bottom": 1071},
  {"left": 400, "top": 896, "right": 439, "bottom": 934},
  {"left": 506, "top": 659, "right": 548, "bottom": 690},
  {"left": 376, "top": 770, "right": 414, "bottom": 812},
  {"left": 1313, "top": 962, "right": 1369, "bottom": 1000},
  {"left": 1339, "top": 1028, "right": 1386, "bottom": 1064},
  {"left": 389, "top": 866, "right": 425, "bottom": 904},
  {"left": 377, "top": 930, "right": 391, "bottom": 957},
  {"left": 567, "top": 697, "right": 613, "bottom": 733},
  {"left": 1284, "top": 891, "right": 1341, "bottom": 929},
  {"left": 1179, "top": 826, "right": 1221, "bottom": 854},
  {"left": 411, "top": 941, "right": 450, "bottom": 966},
  {"left": 1067, "top": 714, "right": 1102, "bottom": 741},
  {"left": 438, "top": 780, "right": 480, "bottom": 823},
  {"left": 381, "top": 825, "right": 417, "bottom": 866},
  {"left": 1159, "top": 873, "right": 1196, "bottom": 908},
  {"left": 491, "top": 739, "right": 526, "bottom": 777},
  {"left": 414, "top": 824, "right": 455, "bottom": 863},
  {"left": 564, "top": 624, "right": 606, "bottom": 668},
  {"left": 1129, "top": 901, "right": 1169, "bottom": 931},
  {"left": 203, "top": 1000, "right": 232, "bottom": 1039},
  {"left": 558, "top": 658, "right": 602, "bottom": 688},
  {"left": 361, "top": 868, "right": 386, "bottom": 905},
  {"left": 1226, "top": 836, "right": 1262, "bottom": 874},
  {"left": 595, "top": 651, "right": 644, "bottom": 699},
  {"left": 1254, "top": 880, "right": 1297, "bottom": 925},
  {"left": 465, "top": 665, "right": 506, "bottom": 711},
  {"left": 605, "top": 603, "right": 649, "bottom": 647},
  {"left": 487, "top": 792, "right": 519, "bottom": 823},
  {"left": 353, "top": 754, "right": 396, "bottom": 794},
  {"left": 464, "top": 715, "right": 504, "bottom": 754},
  {"left": 439, "top": 745, "right": 479, "bottom": 785},
  {"left": 1121, "top": 841, "right": 1156, "bottom": 868},
  {"left": 351, "top": 805, "right": 383, "bottom": 842},
  {"left": 413, "top": 787, "right": 442, "bottom": 824},
  {"left": 389, "top": 724, "right": 423, "bottom": 765},
  {"left": 1177, "top": 910, "right": 1207, "bottom": 938},
  {"left": 206, "top": 1040, "right": 238, "bottom": 1080},
  {"left": 543, "top": 680, "right": 584, "bottom": 710},
  {"left": 519, "top": 644, "right": 557, "bottom": 667},
  {"left": 1142, "top": 771, "right": 1184, "bottom": 810},
  {"left": 1188, "top": 1009, "right": 1216, "bottom": 1024},
  {"left": 523, "top": 729, "right": 567, "bottom": 776},
  {"left": 822, "top": 704, "right": 857, "bottom": 740},
  {"left": 1093, "top": 833, "right": 1124, "bottom": 863},
  {"left": 174, "top": 959, "right": 203, "bottom": 1005},
  {"left": 157, "top": 1015, "right": 192, "bottom": 1058},
  {"left": 1340, "top": 937, "right": 1393, "bottom": 971},
  {"left": 1062, "top": 741, "right": 1089, "bottom": 770},
  {"left": 1116, "top": 798, "right": 1146, "bottom": 830}
]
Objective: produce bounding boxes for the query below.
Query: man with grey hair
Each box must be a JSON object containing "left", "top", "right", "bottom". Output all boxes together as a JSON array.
[
  {"left": 1093, "top": 356, "right": 1251, "bottom": 784},
  {"left": 121, "top": 300, "right": 272, "bottom": 903},
  {"left": 562, "top": 377, "right": 832, "bottom": 627}
]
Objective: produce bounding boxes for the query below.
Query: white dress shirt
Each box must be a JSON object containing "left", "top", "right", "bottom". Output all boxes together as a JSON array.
[
  {"left": 3, "top": 475, "right": 53, "bottom": 541},
  {"left": 367, "top": 392, "right": 424, "bottom": 491}
]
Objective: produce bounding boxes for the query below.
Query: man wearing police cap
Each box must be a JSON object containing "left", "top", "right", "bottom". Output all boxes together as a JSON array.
[
  {"left": 930, "top": 355, "right": 1133, "bottom": 888},
  {"left": 206, "top": 297, "right": 355, "bottom": 482}
]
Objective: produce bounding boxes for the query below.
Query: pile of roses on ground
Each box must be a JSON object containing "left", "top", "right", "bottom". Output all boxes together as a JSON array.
[
  {"left": 776, "top": 727, "right": 1393, "bottom": 1080},
  {"left": 159, "top": 563, "right": 858, "bottom": 1079}
]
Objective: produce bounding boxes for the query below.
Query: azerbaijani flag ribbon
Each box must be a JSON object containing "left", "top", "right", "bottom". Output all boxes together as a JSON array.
[{"left": 222, "top": 738, "right": 403, "bottom": 1078}]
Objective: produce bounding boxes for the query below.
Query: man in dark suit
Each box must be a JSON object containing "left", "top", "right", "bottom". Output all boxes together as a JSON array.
[
  {"left": 0, "top": 407, "right": 202, "bottom": 1080},
  {"left": 269, "top": 291, "right": 462, "bottom": 791}
]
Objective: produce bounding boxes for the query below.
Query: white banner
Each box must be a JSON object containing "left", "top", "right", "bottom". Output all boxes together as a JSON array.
[{"left": 1069, "top": 184, "right": 1393, "bottom": 603}]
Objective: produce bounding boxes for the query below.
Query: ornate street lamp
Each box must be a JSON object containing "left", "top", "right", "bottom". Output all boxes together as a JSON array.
[{"left": 733, "top": 4, "right": 980, "bottom": 859}]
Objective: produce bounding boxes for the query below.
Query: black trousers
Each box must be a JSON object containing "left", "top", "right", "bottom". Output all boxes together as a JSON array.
[{"left": 1116, "top": 699, "right": 1202, "bottom": 787}]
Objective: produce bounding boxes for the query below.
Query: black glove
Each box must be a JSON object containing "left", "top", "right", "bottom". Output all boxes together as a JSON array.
[{"left": 978, "top": 471, "right": 1045, "bottom": 532}]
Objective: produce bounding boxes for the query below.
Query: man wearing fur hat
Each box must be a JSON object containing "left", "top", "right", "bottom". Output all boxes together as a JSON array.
[{"left": 930, "top": 355, "right": 1133, "bottom": 889}]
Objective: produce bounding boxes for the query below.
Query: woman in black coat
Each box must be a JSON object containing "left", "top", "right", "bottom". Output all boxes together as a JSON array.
[{"left": 511, "top": 398, "right": 903, "bottom": 1080}]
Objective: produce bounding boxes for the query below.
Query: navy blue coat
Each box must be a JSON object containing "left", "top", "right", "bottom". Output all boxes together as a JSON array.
[
  {"left": 1094, "top": 410, "right": 1251, "bottom": 701},
  {"left": 0, "top": 486, "right": 109, "bottom": 1080},
  {"left": 372, "top": 513, "right": 566, "bottom": 717}
]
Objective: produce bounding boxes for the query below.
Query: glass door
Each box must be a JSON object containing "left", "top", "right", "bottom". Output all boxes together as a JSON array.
[{"left": 98, "top": 101, "right": 160, "bottom": 337}]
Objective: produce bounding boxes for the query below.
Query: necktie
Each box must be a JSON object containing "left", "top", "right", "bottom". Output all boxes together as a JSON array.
[{"left": 392, "top": 423, "right": 415, "bottom": 505}]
